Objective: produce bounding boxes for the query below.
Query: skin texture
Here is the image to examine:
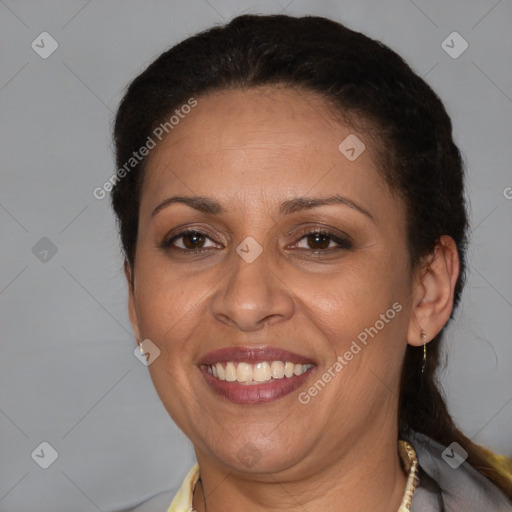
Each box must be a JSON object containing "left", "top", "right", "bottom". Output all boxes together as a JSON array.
[{"left": 126, "top": 86, "right": 459, "bottom": 512}]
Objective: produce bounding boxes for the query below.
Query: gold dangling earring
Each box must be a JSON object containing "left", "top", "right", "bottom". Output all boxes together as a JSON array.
[{"left": 420, "top": 330, "right": 427, "bottom": 374}]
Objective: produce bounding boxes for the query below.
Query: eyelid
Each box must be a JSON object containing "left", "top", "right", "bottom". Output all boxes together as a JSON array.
[
  {"left": 288, "top": 224, "right": 354, "bottom": 244},
  {"left": 160, "top": 228, "right": 223, "bottom": 250},
  {"left": 161, "top": 223, "right": 225, "bottom": 243},
  {"left": 289, "top": 229, "right": 354, "bottom": 252}
]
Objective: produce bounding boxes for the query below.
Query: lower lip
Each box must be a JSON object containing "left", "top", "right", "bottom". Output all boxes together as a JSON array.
[{"left": 200, "top": 366, "right": 315, "bottom": 405}]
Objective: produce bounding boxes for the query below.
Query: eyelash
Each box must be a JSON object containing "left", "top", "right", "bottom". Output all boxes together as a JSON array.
[{"left": 160, "top": 228, "right": 353, "bottom": 255}]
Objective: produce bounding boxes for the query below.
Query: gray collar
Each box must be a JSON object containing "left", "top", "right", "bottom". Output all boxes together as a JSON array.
[{"left": 403, "top": 431, "right": 512, "bottom": 511}]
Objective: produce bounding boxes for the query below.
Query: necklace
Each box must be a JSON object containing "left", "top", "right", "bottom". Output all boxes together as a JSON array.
[
  {"left": 197, "top": 440, "right": 419, "bottom": 512},
  {"left": 397, "top": 440, "right": 420, "bottom": 511}
]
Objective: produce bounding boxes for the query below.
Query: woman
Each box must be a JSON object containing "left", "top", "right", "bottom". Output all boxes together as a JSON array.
[{"left": 110, "top": 14, "right": 512, "bottom": 511}]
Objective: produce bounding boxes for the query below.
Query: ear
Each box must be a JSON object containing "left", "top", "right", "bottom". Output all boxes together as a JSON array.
[
  {"left": 407, "top": 235, "right": 460, "bottom": 347},
  {"left": 124, "top": 260, "right": 141, "bottom": 344}
]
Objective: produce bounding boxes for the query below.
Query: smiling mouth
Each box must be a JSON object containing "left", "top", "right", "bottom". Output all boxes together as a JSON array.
[
  {"left": 199, "top": 360, "right": 316, "bottom": 404},
  {"left": 197, "top": 346, "right": 317, "bottom": 404},
  {"left": 202, "top": 361, "right": 314, "bottom": 385}
]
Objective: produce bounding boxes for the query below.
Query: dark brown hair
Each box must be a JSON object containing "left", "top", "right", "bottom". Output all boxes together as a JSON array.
[{"left": 111, "top": 14, "right": 512, "bottom": 497}]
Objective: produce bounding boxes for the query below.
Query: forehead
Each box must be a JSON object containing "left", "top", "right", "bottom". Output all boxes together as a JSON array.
[
  {"left": 147, "top": 86, "right": 369, "bottom": 162},
  {"left": 140, "top": 86, "right": 394, "bottom": 219}
]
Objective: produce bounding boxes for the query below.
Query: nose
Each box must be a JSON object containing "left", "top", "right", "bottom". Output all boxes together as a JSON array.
[{"left": 210, "top": 246, "right": 295, "bottom": 332}]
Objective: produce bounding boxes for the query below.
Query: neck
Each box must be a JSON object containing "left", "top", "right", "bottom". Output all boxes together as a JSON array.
[{"left": 192, "top": 427, "right": 408, "bottom": 512}]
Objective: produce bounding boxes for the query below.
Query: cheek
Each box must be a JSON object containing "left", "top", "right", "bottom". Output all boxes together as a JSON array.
[
  {"left": 296, "top": 257, "right": 411, "bottom": 399},
  {"left": 303, "top": 254, "right": 408, "bottom": 333},
  {"left": 133, "top": 261, "right": 210, "bottom": 358},
  {"left": 133, "top": 265, "right": 209, "bottom": 426}
]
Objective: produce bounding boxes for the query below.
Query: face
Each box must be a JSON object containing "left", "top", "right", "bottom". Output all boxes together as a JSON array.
[{"left": 127, "top": 86, "right": 416, "bottom": 478}]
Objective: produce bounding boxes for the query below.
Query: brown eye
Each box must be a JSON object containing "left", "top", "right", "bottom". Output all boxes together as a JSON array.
[
  {"left": 182, "top": 232, "right": 206, "bottom": 249},
  {"left": 161, "top": 230, "right": 219, "bottom": 252},
  {"left": 291, "top": 229, "right": 354, "bottom": 254},
  {"left": 305, "top": 233, "right": 331, "bottom": 250}
]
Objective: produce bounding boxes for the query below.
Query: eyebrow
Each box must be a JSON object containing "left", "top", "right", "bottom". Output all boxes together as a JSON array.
[{"left": 151, "top": 194, "right": 375, "bottom": 222}]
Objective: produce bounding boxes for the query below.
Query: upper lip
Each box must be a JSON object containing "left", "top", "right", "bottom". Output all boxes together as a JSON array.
[{"left": 198, "top": 346, "right": 317, "bottom": 366}]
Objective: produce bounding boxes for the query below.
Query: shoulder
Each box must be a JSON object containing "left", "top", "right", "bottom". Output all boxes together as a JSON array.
[
  {"left": 127, "top": 489, "right": 177, "bottom": 511},
  {"left": 120, "top": 464, "right": 200, "bottom": 512}
]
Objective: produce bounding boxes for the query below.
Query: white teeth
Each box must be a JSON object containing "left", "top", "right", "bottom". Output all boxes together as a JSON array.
[
  {"left": 253, "top": 362, "right": 271, "bottom": 382},
  {"left": 225, "top": 362, "right": 237, "bottom": 382},
  {"left": 284, "top": 362, "right": 295, "bottom": 378},
  {"left": 205, "top": 361, "right": 313, "bottom": 384},
  {"left": 236, "top": 362, "right": 252, "bottom": 382},
  {"left": 216, "top": 362, "right": 226, "bottom": 380},
  {"left": 270, "top": 361, "right": 285, "bottom": 379}
]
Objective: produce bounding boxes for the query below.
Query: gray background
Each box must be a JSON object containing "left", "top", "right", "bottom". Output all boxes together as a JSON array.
[{"left": 1, "top": 0, "right": 511, "bottom": 510}]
